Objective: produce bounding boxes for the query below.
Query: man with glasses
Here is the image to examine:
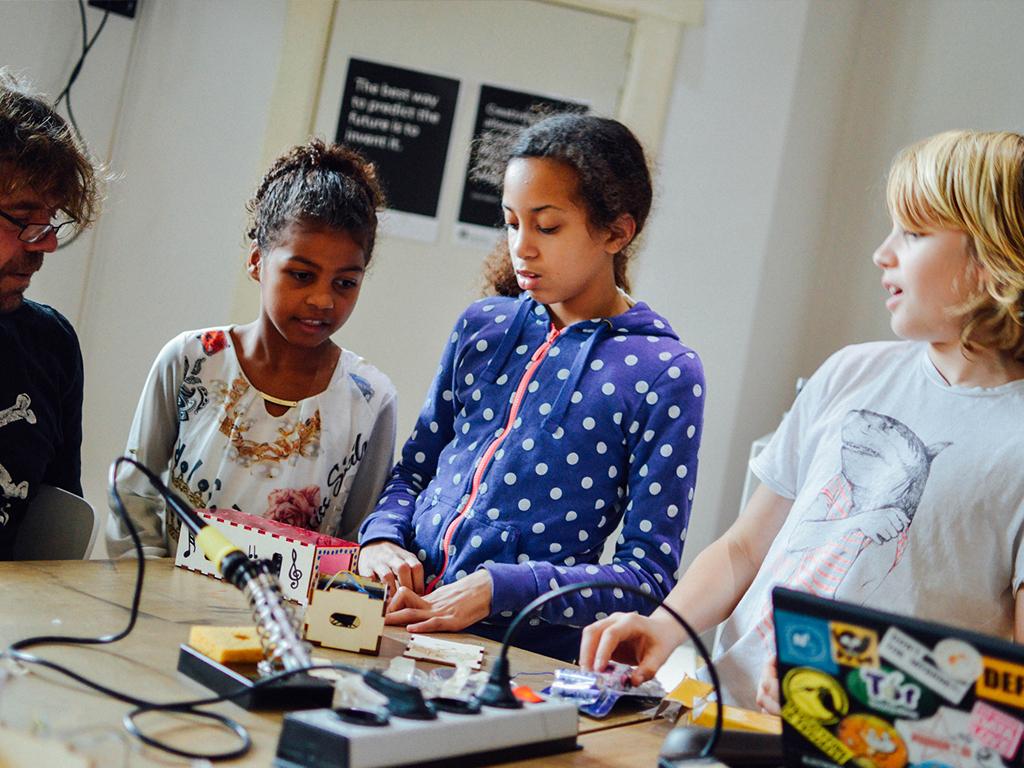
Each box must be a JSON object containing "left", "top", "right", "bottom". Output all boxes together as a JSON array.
[{"left": 0, "top": 68, "right": 102, "bottom": 558}]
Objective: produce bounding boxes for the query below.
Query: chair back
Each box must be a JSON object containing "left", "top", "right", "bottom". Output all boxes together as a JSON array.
[{"left": 12, "top": 485, "right": 99, "bottom": 560}]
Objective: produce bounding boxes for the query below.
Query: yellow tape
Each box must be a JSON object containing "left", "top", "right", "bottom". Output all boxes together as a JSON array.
[
  {"left": 691, "top": 702, "right": 782, "bottom": 734},
  {"left": 196, "top": 526, "right": 241, "bottom": 572}
]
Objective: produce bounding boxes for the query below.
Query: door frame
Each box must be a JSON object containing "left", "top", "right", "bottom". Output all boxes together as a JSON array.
[{"left": 230, "top": 0, "right": 702, "bottom": 320}]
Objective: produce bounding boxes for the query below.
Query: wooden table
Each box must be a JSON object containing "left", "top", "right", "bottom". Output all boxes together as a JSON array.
[{"left": 0, "top": 560, "right": 672, "bottom": 766}]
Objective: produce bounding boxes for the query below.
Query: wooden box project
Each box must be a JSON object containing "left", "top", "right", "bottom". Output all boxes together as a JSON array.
[
  {"left": 173, "top": 508, "right": 359, "bottom": 604},
  {"left": 303, "top": 572, "right": 387, "bottom": 655}
]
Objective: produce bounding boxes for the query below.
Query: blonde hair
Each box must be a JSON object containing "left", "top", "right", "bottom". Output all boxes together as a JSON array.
[{"left": 886, "top": 130, "right": 1024, "bottom": 361}]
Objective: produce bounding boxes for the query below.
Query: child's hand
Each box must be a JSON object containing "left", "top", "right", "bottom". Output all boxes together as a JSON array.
[
  {"left": 578, "top": 610, "right": 682, "bottom": 687},
  {"left": 384, "top": 570, "right": 493, "bottom": 632},
  {"left": 755, "top": 656, "right": 781, "bottom": 714},
  {"left": 357, "top": 541, "right": 425, "bottom": 594}
]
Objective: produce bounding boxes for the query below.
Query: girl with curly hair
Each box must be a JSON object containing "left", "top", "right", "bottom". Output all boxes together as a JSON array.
[
  {"left": 108, "top": 139, "right": 396, "bottom": 557},
  {"left": 358, "top": 114, "right": 705, "bottom": 661}
]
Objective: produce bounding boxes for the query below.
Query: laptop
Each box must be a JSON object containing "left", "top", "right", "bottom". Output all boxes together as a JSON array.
[{"left": 772, "top": 586, "right": 1024, "bottom": 768}]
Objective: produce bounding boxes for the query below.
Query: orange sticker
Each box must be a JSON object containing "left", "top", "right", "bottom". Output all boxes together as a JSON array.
[
  {"left": 976, "top": 656, "right": 1024, "bottom": 709},
  {"left": 837, "top": 713, "right": 908, "bottom": 768}
]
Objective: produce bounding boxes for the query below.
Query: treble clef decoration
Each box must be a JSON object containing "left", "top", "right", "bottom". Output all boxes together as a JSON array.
[{"left": 288, "top": 549, "right": 302, "bottom": 590}]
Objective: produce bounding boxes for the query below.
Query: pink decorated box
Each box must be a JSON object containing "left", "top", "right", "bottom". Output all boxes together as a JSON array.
[{"left": 173, "top": 507, "right": 359, "bottom": 603}]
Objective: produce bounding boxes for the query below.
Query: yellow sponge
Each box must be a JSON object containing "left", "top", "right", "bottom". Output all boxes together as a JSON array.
[{"left": 189, "top": 625, "right": 264, "bottom": 664}]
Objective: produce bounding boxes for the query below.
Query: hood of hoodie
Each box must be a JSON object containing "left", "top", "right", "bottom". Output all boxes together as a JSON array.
[{"left": 481, "top": 295, "right": 680, "bottom": 433}]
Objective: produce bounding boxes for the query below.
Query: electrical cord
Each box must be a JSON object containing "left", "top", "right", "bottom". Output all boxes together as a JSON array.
[
  {"left": 56, "top": 0, "right": 111, "bottom": 138},
  {"left": 1, "top": 456, "right": 379, "bottom": 761},
  {"left": 54, "top": 0, "right": 111, "bottom": 251},
  {"left": 6, "top": 459, "right": 147, "bottom": 659},
  {"left": 6, "top": 459, "right": 723, "bottom": 760},
  {"left": 479, "top": 581, "right": 724, "bottom": 760}
]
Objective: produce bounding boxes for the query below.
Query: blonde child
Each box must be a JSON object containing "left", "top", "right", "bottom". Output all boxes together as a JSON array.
[
  {"left": 357, "top": 114, "right": 705, "bottom": 662},
  {"left": 107, "top": 139, "right": 396, "bottom": 557},
  {"left": 580, "top": 130, "right": 1024, "bottom": 708}
]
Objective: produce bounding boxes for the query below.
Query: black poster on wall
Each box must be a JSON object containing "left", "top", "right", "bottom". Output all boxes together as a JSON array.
[
  {"left": 456, "top": 85, "right": 587, "bottom": 231},
  {"left": 335, "top": 58, "right": 459, "bottom": 220}
]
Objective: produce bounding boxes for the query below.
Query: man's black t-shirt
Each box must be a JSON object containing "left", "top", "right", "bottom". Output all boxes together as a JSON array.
[{"left": 0, "top": 299, "right": 83, "bottom": 559}]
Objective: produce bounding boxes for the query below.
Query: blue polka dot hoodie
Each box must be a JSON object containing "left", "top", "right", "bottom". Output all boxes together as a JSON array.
[{"left": 359, "top": 294, "right": 704, "bottom": 660}]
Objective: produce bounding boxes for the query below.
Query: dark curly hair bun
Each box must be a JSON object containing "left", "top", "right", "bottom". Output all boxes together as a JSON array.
[{"left": 246, "top": 138, "right": 386, "bottom": 264}]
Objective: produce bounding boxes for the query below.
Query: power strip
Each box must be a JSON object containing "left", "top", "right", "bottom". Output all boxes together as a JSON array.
[{"left": 275, "top": 699, "right": 579, "bottom": 768}]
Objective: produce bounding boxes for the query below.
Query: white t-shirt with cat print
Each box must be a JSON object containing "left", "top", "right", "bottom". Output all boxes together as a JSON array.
[{"left": 711, "top": 341, "right": 1024, "bottom": 708}]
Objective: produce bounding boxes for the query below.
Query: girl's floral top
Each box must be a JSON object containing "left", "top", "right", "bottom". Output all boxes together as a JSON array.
[{"left": 107, "top": 327, "right": 397, "bottom": 557}]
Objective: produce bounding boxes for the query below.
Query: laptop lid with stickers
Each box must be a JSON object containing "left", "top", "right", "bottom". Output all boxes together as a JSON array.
[{"left": 772, "top": 586, "right": 1023, "bottom": 768}]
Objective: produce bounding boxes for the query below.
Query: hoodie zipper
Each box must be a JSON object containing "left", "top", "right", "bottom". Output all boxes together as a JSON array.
[{"left": 426, "top": 323, "right": 566, "bottom": 593}]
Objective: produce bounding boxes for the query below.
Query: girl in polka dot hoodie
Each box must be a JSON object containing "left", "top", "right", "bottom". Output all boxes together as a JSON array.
[{"left": 358, "top": 114, "right": 705, "bottom": 660}]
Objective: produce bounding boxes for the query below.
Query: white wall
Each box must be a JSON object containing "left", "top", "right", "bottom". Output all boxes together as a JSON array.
[
  {"left": 5, "top": 1, "right": 137, "bottom": 325},
  {"left": 301, "top": 0, "right": 633, "bottom": 445},
  {"left": 802, "top": 0, "right": 1024, "bottom": 373},
  {"left": 635, "top": 0, "right": 864, "bottom": 569},
  {"left": 7, "top": 0, "right": 288, "bottom": 555},
  {"left": 7, "top": 0, "right": 1024, "bottom": 566},
  {"left": 74, "top": 0, "right": 287, "bottom": 539},
  {"left": 639, "top": 0, "right": 1024, "bottom": 570}
]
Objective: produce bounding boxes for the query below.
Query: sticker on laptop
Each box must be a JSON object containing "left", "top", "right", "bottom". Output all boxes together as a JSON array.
[
  {"left": 776, "top": 610, "right": 837, "bottom": 674},
  {"left": 781, "top": 699, "right": 857, "bottom": 766},
  {"left": 932, "top": 639, "right": 984, "bottom": 684},
  {"left": 782, "top": 667, "right": 849, "bottom": 725},
  {"left": 977, "top": 656, "right": 1024, "bottom": 711},
  {"left": 895, "top": 706, "right": 1005, "bottom": 768},
  {"left": 847, "top": 665, "right": 935, "bottom": 720},
  {"left": 836, "top": 713, "right": 909, "bottom": 768},
  {"left": 830, "top": 621, "right": 880, "bottom": 669},
  {"left": 879, "top": 628, "right": 977, "bottom": 704},
  {"left": 970, "top": 699, "right": 1024, "bottom": 760}
]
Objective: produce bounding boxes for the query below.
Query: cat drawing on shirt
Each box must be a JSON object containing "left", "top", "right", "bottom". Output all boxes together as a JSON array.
[{"left": 784, "top": 409, "right": 950, "bottom": 597}]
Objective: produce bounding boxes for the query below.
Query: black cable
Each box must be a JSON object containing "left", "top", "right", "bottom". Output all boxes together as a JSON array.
[
  {"left": 124, "top": 708, "right": 249, "bottom": 761},
  {"left": 10, "top": 459, "right": 718, "bottom": 761},
  {"left": 54, "top": 0, "right": 111, "bottom": 251},
  {"left": 105, "top": 455, "right": 208, "bottom": 539},
  {"left": 485, "top": 581, "right": 724, "bottom": 760},
  {"left": 8, "top": 460, "right": 145, "bottom": 654},
  {"left": 55, "top": 0, "right": 110, "bottom": 111},
  {"left": 3, "top": 456, "right": 371, "bottom": 761},
  {"left": 65, "top": 0, "right": 88, "bottom": 101}
]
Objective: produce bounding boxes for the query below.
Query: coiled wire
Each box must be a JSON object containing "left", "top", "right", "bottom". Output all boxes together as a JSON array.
[{"left": 241, "top": 561, "right": 313, "bottom": 676}]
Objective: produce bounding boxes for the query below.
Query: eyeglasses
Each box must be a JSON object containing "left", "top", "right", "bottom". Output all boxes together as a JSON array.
[{"left": 0, "top": 207, "right": 76, "bottom": 243}]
